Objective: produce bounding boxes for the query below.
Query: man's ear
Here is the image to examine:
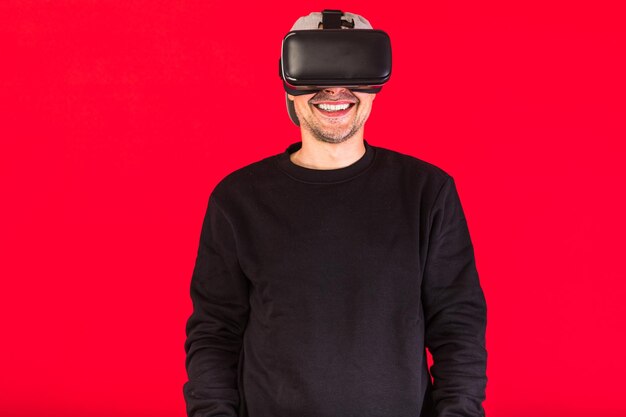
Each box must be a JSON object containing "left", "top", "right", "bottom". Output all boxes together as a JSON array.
[{"left": 287, "top": 94, "right": 295, "bottom": 101}]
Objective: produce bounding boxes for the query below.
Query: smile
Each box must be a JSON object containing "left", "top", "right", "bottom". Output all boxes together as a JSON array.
[
  {"left": 316, "top": 103, "right": 351, "bottom": 111},
  {"left": 312, "top": 102, "right": 356, "bottom": 117}
]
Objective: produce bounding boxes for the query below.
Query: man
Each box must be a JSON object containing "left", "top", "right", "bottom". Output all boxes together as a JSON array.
[{"left": 184, "top": 10, "right": 487, "bottom": 417}]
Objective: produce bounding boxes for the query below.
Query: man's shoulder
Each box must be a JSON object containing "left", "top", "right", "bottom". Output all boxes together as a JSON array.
[
  {"left": 210, "top": 150, "right": 283, "bottom": 200},
  {"left": 372, "top": 143, "right": 452, "bottom": 183}
]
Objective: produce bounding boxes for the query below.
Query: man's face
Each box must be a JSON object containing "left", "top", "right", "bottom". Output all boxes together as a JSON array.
[{"left": 287, "top": 88, "right": 376, "bottom": 144}]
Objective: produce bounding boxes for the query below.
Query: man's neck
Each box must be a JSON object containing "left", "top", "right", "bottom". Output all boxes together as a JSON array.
[{"left": 290, "top": 133, "right": 366, "bottom": 170}]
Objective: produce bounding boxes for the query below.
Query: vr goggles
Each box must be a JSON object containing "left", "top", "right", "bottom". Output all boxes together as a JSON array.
[{"left": 279, "top": 9, "right": 392, "bottom": 97}]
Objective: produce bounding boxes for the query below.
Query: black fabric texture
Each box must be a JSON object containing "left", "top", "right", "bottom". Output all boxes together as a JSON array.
[{"left": 184, "top": 140, "right": 488, "bottom": 417}]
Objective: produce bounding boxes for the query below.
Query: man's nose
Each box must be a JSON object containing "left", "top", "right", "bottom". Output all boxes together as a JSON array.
[{"left": 322, "top": 87, "right": 349, "bottom": 94}]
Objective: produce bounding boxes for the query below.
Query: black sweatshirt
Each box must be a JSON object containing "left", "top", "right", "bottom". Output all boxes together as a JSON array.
[{"left": 184, "top": 140, "right": 487, "bottom": 417}]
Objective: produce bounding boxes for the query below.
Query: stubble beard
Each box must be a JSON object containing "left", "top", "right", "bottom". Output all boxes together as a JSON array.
[{"left": 299, "top": 108, "right": 364, "bottom": 144}]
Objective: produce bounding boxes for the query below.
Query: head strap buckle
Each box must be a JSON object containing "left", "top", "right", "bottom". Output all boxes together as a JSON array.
[{"left": 322, "top": 9, "right": 343, "bottom": 29}]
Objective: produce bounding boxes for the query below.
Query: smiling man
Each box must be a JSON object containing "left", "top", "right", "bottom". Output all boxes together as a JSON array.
[{"left": 184, "top": 10, "right": 488, "bottom": 417}]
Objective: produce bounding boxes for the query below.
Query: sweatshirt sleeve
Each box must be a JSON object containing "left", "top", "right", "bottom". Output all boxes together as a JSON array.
[
  {"left": 422, "top": 176, "right": 488, "bottom": 417},
  {"left": 184, "top": 194, "right": 250, "bottom": 417}
]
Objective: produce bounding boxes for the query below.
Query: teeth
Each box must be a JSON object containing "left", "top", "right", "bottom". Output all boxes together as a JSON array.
[{"left": 316, "top": 103, "right": 351, "bottom": 111}]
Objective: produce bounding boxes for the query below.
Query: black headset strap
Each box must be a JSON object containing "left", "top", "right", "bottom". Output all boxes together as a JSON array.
[{"left": 322, "top": 9, "right": 343, "bottom": 29}]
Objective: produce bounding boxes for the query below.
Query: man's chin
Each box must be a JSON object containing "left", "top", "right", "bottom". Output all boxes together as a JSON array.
[
  {"left": 311, "top": 127, "right": 357, "bottom": 144},
  {"left": 314, "top": 119, "right": 353, "bottom": 135},
  {"left": 315, "top": 136, "right": 347, "bottom": 144},
  {"left": 299, "top": 114, "right": 360, "bottom": 143}
]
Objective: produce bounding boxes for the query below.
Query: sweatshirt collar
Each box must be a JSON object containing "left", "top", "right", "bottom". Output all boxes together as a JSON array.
[{"left": 275, "top": 140, "right": 376, "bottom": 184}]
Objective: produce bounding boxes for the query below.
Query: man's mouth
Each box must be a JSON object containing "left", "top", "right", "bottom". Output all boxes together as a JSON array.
[{"left": 311, "top": 101, "right": 356, "bottom": 118}]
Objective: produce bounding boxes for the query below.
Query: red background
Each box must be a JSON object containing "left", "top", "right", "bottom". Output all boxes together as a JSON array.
[{"left": 1, "top": 1, "right": 625, "bottom": 416}]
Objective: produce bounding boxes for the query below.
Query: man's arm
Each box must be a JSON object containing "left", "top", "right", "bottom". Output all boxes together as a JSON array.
[
  {"left": 184, "top": 195, "right": 250, "bottom": 417},
  {"left": 422, "top": 176, "right": 488, "bottom": 417}
]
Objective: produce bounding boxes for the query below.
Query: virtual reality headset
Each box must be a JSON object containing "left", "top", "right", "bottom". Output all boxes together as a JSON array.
[{"left": 279, "top": 10, "right": 392, "bottom": 96}]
